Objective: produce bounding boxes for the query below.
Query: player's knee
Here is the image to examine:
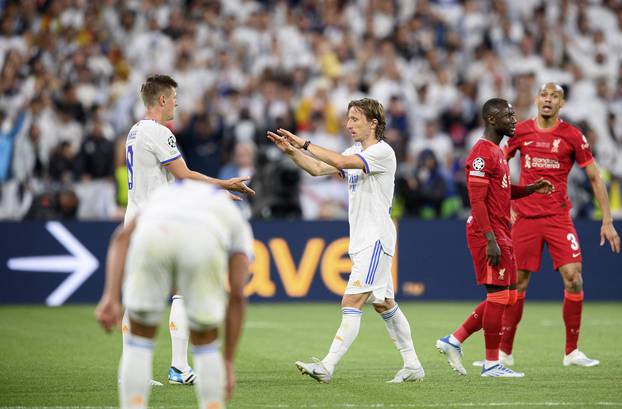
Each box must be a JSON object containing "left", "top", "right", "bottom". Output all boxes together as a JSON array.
[
  {"left": 189, "top": 327, "right": 218, "bottom": 345},
  {"left": 564, "top": 274, "right": 583, "bottom": 293},
  {"left": 372, "top": 303, "right": 385, "bottom": 313},
  {"left": 372, "top": 299, "right": 394, "bottom": 314}
]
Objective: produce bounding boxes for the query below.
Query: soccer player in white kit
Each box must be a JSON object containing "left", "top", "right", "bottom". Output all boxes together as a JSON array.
[
  {"left": 123, "top": 75, "right": 254, "bottom": 385},
  {"left": 267, "top": 98, "right": 424, "bottom": 383},
  {"left": 96, "top": 180, "right": 253, "bottom": 409}
]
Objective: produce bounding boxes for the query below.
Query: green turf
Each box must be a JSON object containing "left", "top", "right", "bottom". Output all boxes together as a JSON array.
[{"left": 1, "top": 302, "right": 621, "bottom": 408}]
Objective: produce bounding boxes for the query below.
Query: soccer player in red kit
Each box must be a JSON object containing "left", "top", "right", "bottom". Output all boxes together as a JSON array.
[
  {"left": 487, "top": 83, "right": 620, "bottom": 368},
  {"left": 436, "top": 98, "right": 553, "bottom": 377}
]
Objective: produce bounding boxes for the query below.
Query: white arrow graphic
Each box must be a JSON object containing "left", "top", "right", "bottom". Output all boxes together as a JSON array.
[{"left": 7, "top": 221, "right": 100, "bottom": 306}]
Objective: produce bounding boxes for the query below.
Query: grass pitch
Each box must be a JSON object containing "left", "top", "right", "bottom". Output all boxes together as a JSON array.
[{"left": 1, "top": 302, "right": 621, "bottom": 409}]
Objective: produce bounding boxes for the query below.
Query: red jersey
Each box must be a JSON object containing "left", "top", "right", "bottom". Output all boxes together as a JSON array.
[
  {"left": 466, "top": 139, "right": 512, "bottom": 247},
  {"left": 505, "top": 119, "right": 594, "bottom": 218}
]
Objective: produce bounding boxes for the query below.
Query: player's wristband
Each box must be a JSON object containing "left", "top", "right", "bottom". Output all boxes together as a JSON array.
[{"left": 303, "top": 140, "right": 311, "bottom": 150}]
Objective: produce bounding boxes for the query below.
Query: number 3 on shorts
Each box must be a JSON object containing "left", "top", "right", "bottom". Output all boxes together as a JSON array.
[{"left": 567, "top": 233, "right": 579, "bottom": 251}]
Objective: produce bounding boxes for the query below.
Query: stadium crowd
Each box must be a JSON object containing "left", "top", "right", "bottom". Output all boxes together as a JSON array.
[{"left": 1, "top": 0, "right": 621, "bottom": 221}]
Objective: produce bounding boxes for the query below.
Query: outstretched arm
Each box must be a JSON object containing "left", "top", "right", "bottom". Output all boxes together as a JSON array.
[
  {"left": 511, "top": 178, "right": 554, "bottom": 199},
  {"left": 166, "top": 156, "right": 255, "bottom": 197},
  {"left": 266, "top": 131, "right": 340, "bottom": 176},
  {"left": 274, "top": 128, "right": 367, "bottom": 171},
  {"left": 223, "top": 251, "right": 249, "bottom": 401},
  {"left": 95, "top": 217, "right": 138, "bottom": 332},
  {"left": 584, "top": 161, "right": 620, "bottom": 253}
]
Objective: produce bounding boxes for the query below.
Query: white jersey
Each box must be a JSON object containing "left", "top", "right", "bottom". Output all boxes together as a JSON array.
[
  {"left": 124, "top": 119, "right": 181, "bottom": 224},
  {"left": 140, "top": 180, "right": 254, "bottom": 259},
  {"left": 342, "top": 140, "right": 397, "bottom": 255}
]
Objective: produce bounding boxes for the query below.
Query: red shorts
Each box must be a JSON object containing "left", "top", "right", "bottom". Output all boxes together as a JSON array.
[
  {"left": 512, "top": 213, "right": 582, "bottom": 272},
  {"left": 467, "top": 241, "right": 517, "bottom": 286}
]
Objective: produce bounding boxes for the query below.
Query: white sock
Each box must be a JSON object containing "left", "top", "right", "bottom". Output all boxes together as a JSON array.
[
  {"left": 449, "top": 334, "right": 461, "bottom": 346},
  {"left": 321, "top": 307, "right": 362, "bottom": 373},
  {"left": 119, "top": 334, "right": 154, "bottom": 409},
  {"left": 170, "top": 295, "right": 190, "bottom": 371},
  {"left": 484, "top": 360, "right": 500, "bottom": 369},
  {"left": 193, "top": 342, "right": 224, "bottom": 409},
  {"left": 381, "top": 304, "right": 421, "bottom": 369}
]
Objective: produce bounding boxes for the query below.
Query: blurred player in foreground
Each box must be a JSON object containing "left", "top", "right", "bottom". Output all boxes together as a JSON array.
[
  {"left": 96, "top": 180, "right": 253, "bottom": 409},
  {"left": 268, "top": 98, "right": 424, "bottom": 384},
  {"left": 436, "top": 98, "right": 553, "bottom": 377}
]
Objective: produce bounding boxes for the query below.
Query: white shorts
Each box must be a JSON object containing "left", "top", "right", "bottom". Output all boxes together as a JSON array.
[
  {"left": 344, "top": 240, "right": 394, "bottom": 304},
  {"left": 123, "top": 218, "right": 227, "bottom": 329}
]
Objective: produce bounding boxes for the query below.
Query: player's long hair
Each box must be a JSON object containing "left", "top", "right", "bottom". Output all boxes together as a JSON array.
[
  {"left": 140, "top": 75, "right": 178, "bottom": 107},
  {"left": 348, "top": 98, "right": 386, "bottom": 140}
]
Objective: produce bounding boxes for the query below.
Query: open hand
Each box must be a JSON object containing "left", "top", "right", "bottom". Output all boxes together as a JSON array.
[
  {"left": 225, "top": 176, "right": 255, "bottom": 196},
  {"left": 275, "top": 128, "right": 305, "bottom": 149},
  {"left": 95, "top": 295, "right": 122, "bottom": 333},
  {"left": 267, "top": 131, "right": 296, "bottom": 154},
  {"left": 600, "top": 222, "right": 620, "bottom": 253},
  {"left": 532, "top": 177, "right": 554, "bottom": 194}
]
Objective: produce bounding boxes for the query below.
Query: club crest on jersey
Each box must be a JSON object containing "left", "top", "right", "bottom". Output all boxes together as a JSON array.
[
  {"left": 472, "top": 157, "right": 485, "bottom": 171},
  {"left": 551, "top": 138, "right": 561, "bottom": 153},
  {"left": 524, "top": 154, "right": 531, "bottom": 169},
  {"left": 498, "top": 268, "right": 506, "bottom": 280},
  {"left": 581, "top": 134, "right": 590, "bottom": 149},
  {"left": 168, "top": 136, "right": 176, "bottom": 148},
  {"left": 348, "top": 174, "right": 359, "bottom": 192}
]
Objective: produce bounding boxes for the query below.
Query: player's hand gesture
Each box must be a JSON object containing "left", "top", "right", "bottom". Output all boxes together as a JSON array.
[
  {"left": 275, "top": 128, "right": 305, "bottom": 149},
  {"left": 600, "top": 222, "right": 620, "bottom": 253},
  {"left": 486, "top": 238, "right": 501, "bottom": 267},
  {"left": 95, "top": 295, "right": 122, "bottom": 333},
  {"left": 225, "top": 176, "right": 255, "bottom": 196},
  {"left": 532, "top": 177, "right": 554, "bottom": 194},
  {"left": 226, "top": 191, "right": 243, "bottom": 202},
  {"left": 267, "top": 131, "right": 296, "bottom": 155}
]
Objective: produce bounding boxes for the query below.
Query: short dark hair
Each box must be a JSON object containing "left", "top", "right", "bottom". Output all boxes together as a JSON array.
[
  {"left": 140, "top": 75, "right": 178, "bottom": 107},
  {"left": 347, "top": 98, "right": 386, "bottom": 140},
  {"left": 481, "top": 98, "right": 509, "bottom": 123}
]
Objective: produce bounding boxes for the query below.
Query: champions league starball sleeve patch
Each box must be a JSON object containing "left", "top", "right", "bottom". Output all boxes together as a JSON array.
[
  {"left": 469, "top": 157, "right": 486, "bottom": 177},
  {"left": 472, "top": 157, "right": 485, "bottom": 171}
]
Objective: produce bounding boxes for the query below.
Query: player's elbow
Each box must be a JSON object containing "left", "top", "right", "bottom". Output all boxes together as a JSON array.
[{"left": 306, "top": 165, "right": 321, "bottom": 177}]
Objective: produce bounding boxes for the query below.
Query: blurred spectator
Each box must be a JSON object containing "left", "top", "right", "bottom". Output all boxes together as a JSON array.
[
  {"left": 177, "top": 112, "right": 223, "bottom": 177},
  {"left": 218, "top": 141, "right": 256, "bottom": 219},
  {"left": 76, "top": 119, "right": 115, "bottom": 181},
  {"left": 408, "top": 119, "right": 454, "bottom": 170},
  {"left": 0, "top": 109, "right": 26, "bottom": 182},
  {"left": 24, "top": 188, "right": 79, "bottom": 220},
  {"left": 12, "top": 123, "right": 44, "bottom": 183},
  {"left": 48, "top": 141, "right": 76, "bottom": 183},
  {"left": 397, "top": 149, "right": 449, "bottom": 219}
]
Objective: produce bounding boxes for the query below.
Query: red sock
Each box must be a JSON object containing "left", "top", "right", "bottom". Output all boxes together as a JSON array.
[
  {"left": 563, "top": 290, "right": 584, "bottom": 355},
  {"left": 483, "top": 291, "right": 508, "bottom": 362},
  {"left": 452, "top": 301, "right": 486, "bottom": 343},
  {"left": 499, "top": 292, "right": 526, "bottom": 355}
]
